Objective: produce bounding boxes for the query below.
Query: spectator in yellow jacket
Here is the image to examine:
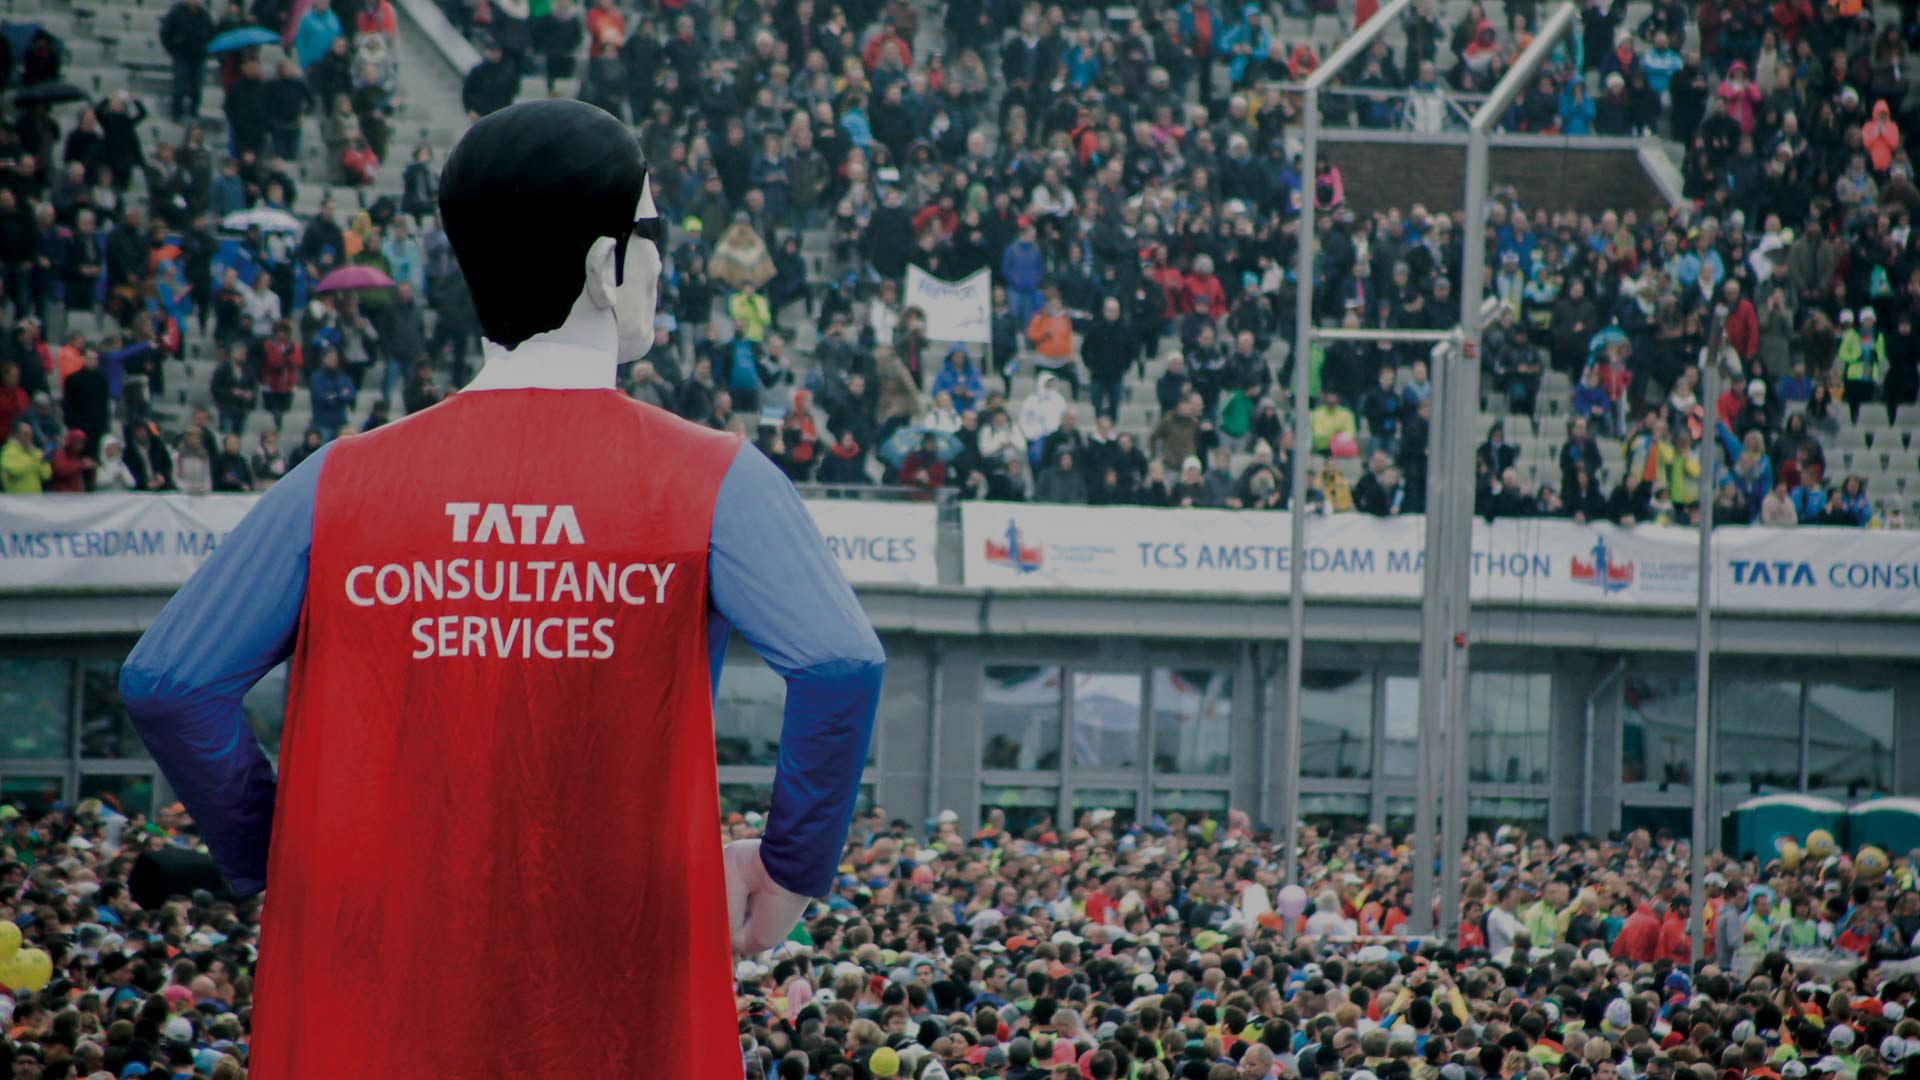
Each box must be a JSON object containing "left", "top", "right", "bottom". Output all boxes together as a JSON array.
[
  {"left": 727, "top": 285, "right": 773, "bottom": 344},
  {"left": 3, "top": 420, "right": 54, "bottom": 493},
  {"left": 1310, "top": 390, "right": 1357, "bottom": 454}
]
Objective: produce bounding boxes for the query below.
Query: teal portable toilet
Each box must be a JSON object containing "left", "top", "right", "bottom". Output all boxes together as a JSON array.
[
  {"left": 1729, "top": 794, "right": 1848, "bottom": 859},
  {"left": 1848, "top": 799, "right": 1920, "bottom": 856}
]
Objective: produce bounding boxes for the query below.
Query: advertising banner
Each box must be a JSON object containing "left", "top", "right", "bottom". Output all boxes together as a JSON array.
[
  {"left": 0, "top": 495, "right": 940, "bottom": 591},
  {"left": 801, "top": 499, "right": 940, "bottom": 587},
  {"left": 960, "top": 503, "right": 1920, "bottom": 615}
]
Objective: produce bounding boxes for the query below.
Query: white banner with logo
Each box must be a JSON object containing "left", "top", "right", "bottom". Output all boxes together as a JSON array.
[
  {"left": 0, "top": 495, "right": 939, "bottom": 591},
  {"left": 802, "top": 499, "right": 939, "bottom": 586},
  {"left": 904, "top": 265, "right": 991, "bottom": 343},
  {"left": 960, "top": 503, "right": 1920, "bottom": 615}
]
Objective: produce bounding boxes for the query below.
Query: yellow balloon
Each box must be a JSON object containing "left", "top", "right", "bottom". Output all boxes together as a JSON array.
[
  {"left": 1779, "top": 841, "right": 1804, "bottom": 871},
  {"left": 1857, "top": 845, "right": 1890, "bottom": 877},
  {"left": 0, "top": 919, "right": 18, "bottom": 962},
  {"left": 0, "top": 946, "right": 51, "bottom": 992},
  {"left": 1807, "top": 830, "right": 1836, "bottom": 859}
]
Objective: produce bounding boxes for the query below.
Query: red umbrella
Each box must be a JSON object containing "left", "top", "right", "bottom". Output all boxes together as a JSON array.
[{"left": 314, "top": 266, "right": 396, "bottom": 294}]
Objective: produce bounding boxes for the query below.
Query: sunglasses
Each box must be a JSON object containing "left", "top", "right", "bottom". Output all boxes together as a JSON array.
[{"left": 630, "top": 215, "right": 667, "bottom": 248}]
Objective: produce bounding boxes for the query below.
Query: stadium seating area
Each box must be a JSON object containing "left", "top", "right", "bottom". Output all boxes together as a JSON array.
[{"left": 1, "top": 0, "right": 1915, "bottom": 531}]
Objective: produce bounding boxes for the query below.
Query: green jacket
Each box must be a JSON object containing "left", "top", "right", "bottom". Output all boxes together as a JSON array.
[
  {"left": 1838, "top": 329, "right": 1888, "bottom": 383},
  {"left": 1, "top": 439, "right": 52, "bottom": 494}
]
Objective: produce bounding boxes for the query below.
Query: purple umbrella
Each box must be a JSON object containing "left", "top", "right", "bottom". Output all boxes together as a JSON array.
[{"left": 314, "top": 266, "right": 395, "bottom": 294}]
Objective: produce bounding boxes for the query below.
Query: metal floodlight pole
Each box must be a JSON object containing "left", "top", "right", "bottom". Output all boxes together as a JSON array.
[
  {"left": 1438, "top": 2, "right": 1581, "bottom": 939},
  {"left": 1690, "top": 316, "right": 1722, "bottom": 964},
  {"left": 1283, "top": 0, "right": 1413, "bottom": 887}
]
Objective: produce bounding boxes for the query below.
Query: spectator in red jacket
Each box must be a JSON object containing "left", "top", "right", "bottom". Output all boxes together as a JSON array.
[
  {"left": 897, "top": 433, "right": 947, "bottom": 494},
  {"left": 48, "top": 428, "right": 94, "bottom": 491},
  {"left": 1184, "top": 254, "right": 1227, "bottom": 318},
  {"left": 1612, "top": 899, "right": 1661, "bottom": 962},
  {"left": 0, "top": 362, "right": 27, "bottom": 436},
  {"left": 1722, "top": 279, "right": 1758, "bottom": 361},
  {"left": 1657, "top": 896, "right": 1693, "bottom": 963}
]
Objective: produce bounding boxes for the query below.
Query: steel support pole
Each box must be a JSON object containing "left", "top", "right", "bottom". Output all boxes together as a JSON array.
[
  {"left": 1283, "top": 85, "right": 1316, "bottom": 887},
  {"left": 1439, "top": 2, "right": 1581, "bottom": 938},
  {"left": 1689, "top": 319, "right": 1720, "bottom": 965},
  {"left": 1283, "top": 0, "right": 1425, "bottom": 886},
  {"left": 1412, "top": 344, "right": 1447, "bottom": 933}
]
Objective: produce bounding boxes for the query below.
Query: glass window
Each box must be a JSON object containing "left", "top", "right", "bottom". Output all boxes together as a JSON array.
[
  {"left": 1715, "top": 680, "right": 1802, "bottom": 790},
  {"left": 1301, "top": 670, "right": 1372, "bottom": 779},
  {"left": 1301, "top": 791, "right": 1370, "bottom": 832},
  {"left": 243, "top": 664, "right": 291, "bottom": 758},
  {"left": 0, "top": 658, "right": 70, "bottom": 758},
  {"left": 1384, "top": 795, "right": 1415, "bottom": 836},
  {"left": 79, "top": 660, "right": 145, "bottom": 760},
  {"left": 982, "top": 665, "right": 1062, "bottom": 770},
  {"left": 1807, "top": 684, "right": 1896, "bottom": 794},
  {"left": 1622, "top": 676, "right": 1695, "bottom": 785},
  {"left": 1382, "top": 676, "right": 1419, "bottom": 779},
  {"left": 0, "top": 776, "right": 64, "bottom": 816},
  {"left": 1071, "top": 787, "right": 1137, "bottom": 828},
  {"left": 715, "top": 650, "right": 786, "bottom": 766},
  {"left": 1151, "top": 669, "right": 1233, "bottom": 775},
  {"left": 80, "top": 773, "right": 155, "bottom": 819},
  {"left": 1467, "top": 795, "right": 1548, "bottom": 835},
  {"left": 980, "top": 784, "right": 1059, "bottom": 835},
  {"left": 1470, "top": 673, "right": 1551, "bottom": 785},
  {"left": 1153, "top": 789, "right": 1229, "bottom": 814},
  {"left": 1073, "top": 672, "right": 1141, "bottom": 770}
]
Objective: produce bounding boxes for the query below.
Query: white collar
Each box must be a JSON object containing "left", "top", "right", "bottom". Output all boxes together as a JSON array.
[{"left": 463, "top": 301, "right": 619, "bottom": 392}]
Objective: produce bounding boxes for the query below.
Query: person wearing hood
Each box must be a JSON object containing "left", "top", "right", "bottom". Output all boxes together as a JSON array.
[
  {"left": 94, "top": 433, "right": 138, "bottom": 491},
  {"left": 1460, "top": 19, "right": 1499, "bottom": 75},
  {"left": 1017, "top": 372, "right": 1069, "bottom": 456},
  {"left": 1863, "top": 100, "right": 1901, "bottom": 173},
  {"left": 1716, "top": 61, "right": 1761, "bottom": 135},
  {"left": 1559, "top": 80, "right": 1596, "bottom": 136},
  {"left": 930, "top": 348, "right": 984, "bottom": 414},
  {"left": 48, "top": 428, "right": 95, "bottom": 492}
]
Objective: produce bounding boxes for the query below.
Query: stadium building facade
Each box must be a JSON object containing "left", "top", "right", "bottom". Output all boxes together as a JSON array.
[{"left": 3, "top": 500, "right": 1914, "bottom": 843}]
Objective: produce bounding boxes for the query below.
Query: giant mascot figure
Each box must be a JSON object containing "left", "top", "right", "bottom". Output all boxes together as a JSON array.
[{"left": 120, "top": 99, "right": 885, "bottom": 1075}]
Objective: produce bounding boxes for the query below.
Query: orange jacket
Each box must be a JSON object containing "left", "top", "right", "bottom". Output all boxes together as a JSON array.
[
  {"left": 1863, "top": 101, "right": 1901, "bottom": 172},
  {"left": 1026, "top": 310, "right": 1073, "bottom": 360}
]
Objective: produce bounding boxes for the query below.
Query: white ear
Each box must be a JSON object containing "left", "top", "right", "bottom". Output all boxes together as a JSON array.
[{"left": 583, "top": 235, "right": 621, "bottom": 312}]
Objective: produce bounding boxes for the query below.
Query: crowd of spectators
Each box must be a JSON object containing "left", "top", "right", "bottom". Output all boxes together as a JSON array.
[
  {"left": 0, "top": 0, "right": 1917, "bottom": 532},
  {"left": 8, "top": 795, "right": 1920, "bottom": 1080}
]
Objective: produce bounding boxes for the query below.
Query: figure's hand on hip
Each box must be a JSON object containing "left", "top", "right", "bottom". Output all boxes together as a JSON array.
[{"left": 722, "top": 839, "right": 809, "bottom": 956}]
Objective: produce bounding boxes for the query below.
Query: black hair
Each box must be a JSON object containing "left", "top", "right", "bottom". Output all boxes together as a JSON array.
[{"left": 439, "top": 99, "right": 648, "bottom": 349}]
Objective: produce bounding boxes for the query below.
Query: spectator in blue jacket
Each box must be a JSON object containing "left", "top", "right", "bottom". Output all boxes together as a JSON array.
[
  {"left": 1001, "top": 218, "right": 1045, "bottom": 324},
  {"left": 1560, "top": 82, "right": 1596, "bottom": 135},
  {"left": 309, "top": 347, "right": 357, "bottom": 440},
  {"left": 296, "top": 0, "right": 344, "bottom": 68},
  {"left": 1826, "top": 475, "right": 1872, "bottom": 526},
  {"left": 1790, "top": 467, "right": 1828, "bottom": 523},
  {"left": 930, "top": 347, "right": 984, "bottom": 415}
]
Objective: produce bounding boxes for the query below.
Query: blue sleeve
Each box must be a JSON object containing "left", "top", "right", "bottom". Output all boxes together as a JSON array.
[
  {"left": 708, "top": 443, "right": 884, "bottom": 897},
  {"left": 119, "top": 442, "right": 333, "bottom": 895}
]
